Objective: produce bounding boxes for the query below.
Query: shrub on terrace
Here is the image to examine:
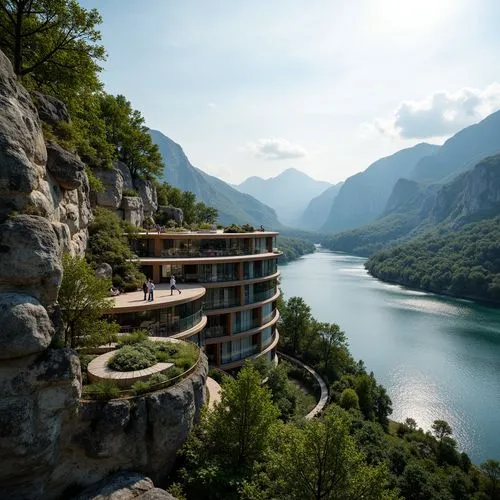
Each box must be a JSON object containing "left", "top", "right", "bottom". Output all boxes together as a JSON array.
[{"left": 108, "top": 345, "right": 157, "bottom": 371}]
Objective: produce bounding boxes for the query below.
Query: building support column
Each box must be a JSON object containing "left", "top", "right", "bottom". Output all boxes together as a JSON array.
[{"left": 153, "top": 264, "right": 160, "bottom": 283}]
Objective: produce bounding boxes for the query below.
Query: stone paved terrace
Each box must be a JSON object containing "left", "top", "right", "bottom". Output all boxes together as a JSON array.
[
  {"left": 206, "top": 376, "right": 222, "bottom": 410},
  {"left": 110, "top": 283, "right": 206, "bottom": 313}
]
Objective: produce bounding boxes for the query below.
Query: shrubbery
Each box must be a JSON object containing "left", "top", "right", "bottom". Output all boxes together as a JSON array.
[{"left": 108, "top": 345, "right": 157, "bottom": 371}]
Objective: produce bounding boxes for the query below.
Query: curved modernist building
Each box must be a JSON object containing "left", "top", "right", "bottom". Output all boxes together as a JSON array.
[{"left": 108, "top": 230, "right": 282, "bottom": 370}]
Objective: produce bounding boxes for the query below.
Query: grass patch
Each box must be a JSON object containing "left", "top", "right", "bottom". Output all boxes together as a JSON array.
[{"left": 83, "top": 379, "right": 120, "bottom": 400}]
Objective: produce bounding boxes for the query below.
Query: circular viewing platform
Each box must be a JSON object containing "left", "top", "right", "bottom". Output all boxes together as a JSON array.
[{"left": 110, "top": 283, "right": 206, "bottom": 313}]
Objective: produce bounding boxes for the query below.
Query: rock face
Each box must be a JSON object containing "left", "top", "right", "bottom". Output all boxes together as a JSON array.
[
  {"left": 158, "top": 206, "right": 184, "bottom": 226},
  {"left": 95, "top": 262, "right": 113, "bottom": 279},
  {"left": 134, "top": 178, "right": 158, "bottom": 217},
  {"left": 31, "top": 91, "right": 70, "bottom": 125},
  {"left": 47, "top": 353, "right": 208, "bottom": 498},
  {"left": 120, "top": 196, "right": 144, "bottom": 226},
  {"left": 75, "top": 472, "right": 177, "bottom": 500},
  {"left": 91, "top": 162, "right": 158, "bottom": 226}
]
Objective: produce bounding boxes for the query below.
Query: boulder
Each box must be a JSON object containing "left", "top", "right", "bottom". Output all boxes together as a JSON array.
[
  {"left": 0, "top": 292, "right": 54, "bottom": 359},
  {"left": 95, "top": 263, "right": 113, "bottom": 279},
  {"left": 46, "top": 142, "right": 84, "bottom": 190},
  {"left": 0, "top": 215, "right": 63, "bottom": 307},
  {"left": 157, "top": 206, "right": 183, "bottom": 226},
  {"left": 120, "top": 196, "right": 144, "bottom": 227},
  {"left": 74, "top": 471, "right": 176, "bottom": 500},
  {"left": 31, "top": 91, "right": 70, "bottom": 125},
  {"left": 134, "top": 179, "right": 158, "bottom": 217},
  {"left": 115, "top": 160, "right": 134, "bottom": 191},
  {"left": 92, "top": 167, "right": 124, "bottom": 208}
]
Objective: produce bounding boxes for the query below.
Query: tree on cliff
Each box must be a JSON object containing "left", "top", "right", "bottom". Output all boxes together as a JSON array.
[
  {"left": 0, "top": 0, "right": 105, "bottom": 96},
  {"left": 58, "top": 253, "right": 118, "bottom": 348},
  {"left": 99, "top": 93, "right": 164, "bottom": 180}
]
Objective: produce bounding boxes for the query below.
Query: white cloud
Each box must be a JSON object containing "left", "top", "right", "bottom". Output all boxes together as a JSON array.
[
  {"left": 368, "top": 83, "right": 500, "bottom": 139},
  {"left": 246, "top": 137, "right": 307, "bottom": 160}
]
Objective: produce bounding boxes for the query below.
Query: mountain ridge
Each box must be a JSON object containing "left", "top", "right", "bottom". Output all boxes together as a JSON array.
[{"left": 149, "top": 129, "right": 281, "bottom": 228}]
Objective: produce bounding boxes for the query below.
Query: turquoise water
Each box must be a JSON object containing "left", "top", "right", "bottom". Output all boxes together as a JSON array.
[{"left": 279, "top": 250, "right": 500, "bottom": 463}]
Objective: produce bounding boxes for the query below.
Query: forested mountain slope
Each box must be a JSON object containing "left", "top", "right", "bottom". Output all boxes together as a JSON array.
[
  {"left": 321, "top": 143, "right": 438, "bottom": 233},
  {"left": 322, "top": 155, "right": 500, "bottom": 256},
  {"left": 150, "top": 130, "right": 280, "bottom": 227}
]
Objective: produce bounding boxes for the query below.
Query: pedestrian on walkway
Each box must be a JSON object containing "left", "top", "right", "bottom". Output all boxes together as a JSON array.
[
  {"left": 142, "top": 281, "right": 148, "bottom": 301},
  {"left": 170, "top": 275, "right": 181, "bottom": 295},
  {"left": 148, "top": 279, "right": 155, "bottom": 301}
]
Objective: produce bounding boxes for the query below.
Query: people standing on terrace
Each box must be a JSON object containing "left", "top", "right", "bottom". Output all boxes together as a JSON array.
[
  {"left": 148, "top": 279, "right": 155, "bottom": 301},
  {"left": 142, "top": 281, "right": 148, "bottom": 301},
  {"left": 170, "top": 275, "right": 181, "bottom": 296}
]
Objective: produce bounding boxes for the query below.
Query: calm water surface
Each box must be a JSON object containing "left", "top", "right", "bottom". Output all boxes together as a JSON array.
[{"left": 279, "top": 250, "right": 500, "bottom": 463}]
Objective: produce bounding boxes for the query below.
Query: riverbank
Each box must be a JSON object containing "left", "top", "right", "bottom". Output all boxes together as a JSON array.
[{"left": 279, "top": 250, "right": 500, "bottom": 463}]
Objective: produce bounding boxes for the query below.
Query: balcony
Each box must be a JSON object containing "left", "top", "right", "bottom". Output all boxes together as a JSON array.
[
  {"left": 203, "top": 298, "right": 240, "bottom": 311},
  {"left": 232, "top": 318, "right": 261, "bottom": 334},
  {"left": 220, "top": 345, "right": 259, "bottom": 365},
  {"left": 204, "top": 325, "right": 227, "bottom": 339},
  {"left": 198, "top": 273, "right": 238, "bottom": 283},
  {"left": 147, "top": 310, "right": 203, "bottom": 337},
  {"left": 247, "top": 288, "right": 277, "bottom": 304}
]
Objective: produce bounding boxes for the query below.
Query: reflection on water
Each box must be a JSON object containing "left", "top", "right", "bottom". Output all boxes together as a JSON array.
[{"left": 280, "top": 250, "right": 500, "bottom": 463}]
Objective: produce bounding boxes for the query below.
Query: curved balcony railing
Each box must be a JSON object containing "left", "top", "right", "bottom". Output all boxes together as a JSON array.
[
  {"left": 204, "top": 325, "right": 227, "bottom": 339},
  {"left": 247, "top": 288, "right": 277, "bottom": 304},
  {"left": 221, "top": 345, "right": 259, "bottom": 364},
  {"left": 203, "top": 298, "right": 240, "bottom": 311},
  {"left": 140, "top": 310, "right": 203, "bottom": 337}
]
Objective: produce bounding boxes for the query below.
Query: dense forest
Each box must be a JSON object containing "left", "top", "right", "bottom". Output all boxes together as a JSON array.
[
  {"left": 277, "top": 236, "right": 315, "bottom": 263},
  {"left": 366, "top": 217, "right": 500, "bottom": 303}
]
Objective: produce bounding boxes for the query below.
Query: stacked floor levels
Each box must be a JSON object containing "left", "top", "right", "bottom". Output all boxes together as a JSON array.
[{"left": 108, "top": 230, "right": 282, "bottom": 370}]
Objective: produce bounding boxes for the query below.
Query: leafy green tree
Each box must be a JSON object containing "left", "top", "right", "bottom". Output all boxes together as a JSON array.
[
  {"left": 100, "top": 93, "right": 164, "bottom": 180},
  {"left": 315, "top": 321, "right": 347, "bottom": 377},
  {"left": 339, "top": 388, "right": 360, "bottom": 411},
  {"left": 178, "top": 365, "right": 279, "bottom": 499},
  {"left": 431, "top": 419, "right": 452, "bottom": 441},
  {"left": 58, "top": 253, "right": 118, "bottom": 348},
  {"left": 209, "top": 365, "right": 279, "bottom": 466},
  {"left": 405, "top": 417, "right": 417, "bottom": 431},
  {"left": 0, "top": 0, "right": 104, "bottom": 86},
  {"left": 280, "top": 296, "right": 312, "bottom": 356},
  {"left": 245, "top": 407, "right": 397, "bottom": 500},
  {"left": 480, "top": 459, "right": 500, "bottom": 499}
]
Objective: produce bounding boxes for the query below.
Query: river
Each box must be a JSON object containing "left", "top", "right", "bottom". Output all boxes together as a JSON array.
[{"left": 279, "top": 249, "right": 500, "bottom": 463}]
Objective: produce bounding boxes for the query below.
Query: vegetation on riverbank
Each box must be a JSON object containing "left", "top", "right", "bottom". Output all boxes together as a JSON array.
[
  {"left": 277, "top": 235, "right": 315, "bottom": 263},
  {"left": 169, "top": 293, "right": 500, "bottom": 499},
  {"left": 366, "top": 216, "right": 500, "bottom": 304}
]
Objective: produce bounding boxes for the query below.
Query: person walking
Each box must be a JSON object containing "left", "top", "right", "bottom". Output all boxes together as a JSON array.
[
  {"left": 148, "top": 279, "right": 155, "bottom": 301},
  {"left": 142, "top": 280, "right": 148, "bottom": 301},
  {"left": 170, "top": 275, "right": 181, "bottom": 295}
]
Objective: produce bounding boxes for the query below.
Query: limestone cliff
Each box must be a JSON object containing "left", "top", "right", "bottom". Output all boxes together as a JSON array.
[{"left": 0, "top": 49, "right": 205, "bottom": 499}]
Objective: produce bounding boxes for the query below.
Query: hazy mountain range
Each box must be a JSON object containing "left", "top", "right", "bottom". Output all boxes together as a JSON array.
[
  {"left": 149, "top": 130, "right": 281, "bottom": 228},
  {"left": 150, "top": 109, "right": 500, "bottom": 235},
  {"left": 235, "top": 168, "right": 331, "bottom": 227}
]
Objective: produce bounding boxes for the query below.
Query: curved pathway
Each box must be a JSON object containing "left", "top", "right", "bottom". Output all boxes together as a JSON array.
[
  {"left": 206, "top": 376, "right": 222, "bottom": 410},
  {"left": 278, "top": 351, "right": 328, "bottom": 420}
]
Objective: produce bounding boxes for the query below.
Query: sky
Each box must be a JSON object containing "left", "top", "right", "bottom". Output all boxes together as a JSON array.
[{"left": 80, "top": 0, "right": 500, "bottom": 185}]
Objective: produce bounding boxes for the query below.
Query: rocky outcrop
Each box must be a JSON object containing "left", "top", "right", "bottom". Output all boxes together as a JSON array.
[
  {"left": 134, "top": 178, "right": 158, "bottom": 217},
  {"left": 47, "top": 353, "right": 208, "bottom": 498},
  {"left": 0, "top": 292, "right": 54, "bottom": 359},
  {"left": 120, "top": 196, "right": 144, "bottom": 227},
  {"left": 75, "top": 472, "right": 176, "bottom": 500},
  {"left": 92, "top": 167, "right": 124, "bottom": 209},
  {"left": 91, "top": 162, "right": 159, "bottom": 226},
  {"left": 31, "top": 91, "right": 70, "bottom": 125},
  {"left": 158, "top": 206, "right": 183, "bottom": 226},
  {"left": 46, "top": 141, "right": 85, "bottom": 190},
  {"left": 95, "top": 263, "right": 113, "bottom": 279}
]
